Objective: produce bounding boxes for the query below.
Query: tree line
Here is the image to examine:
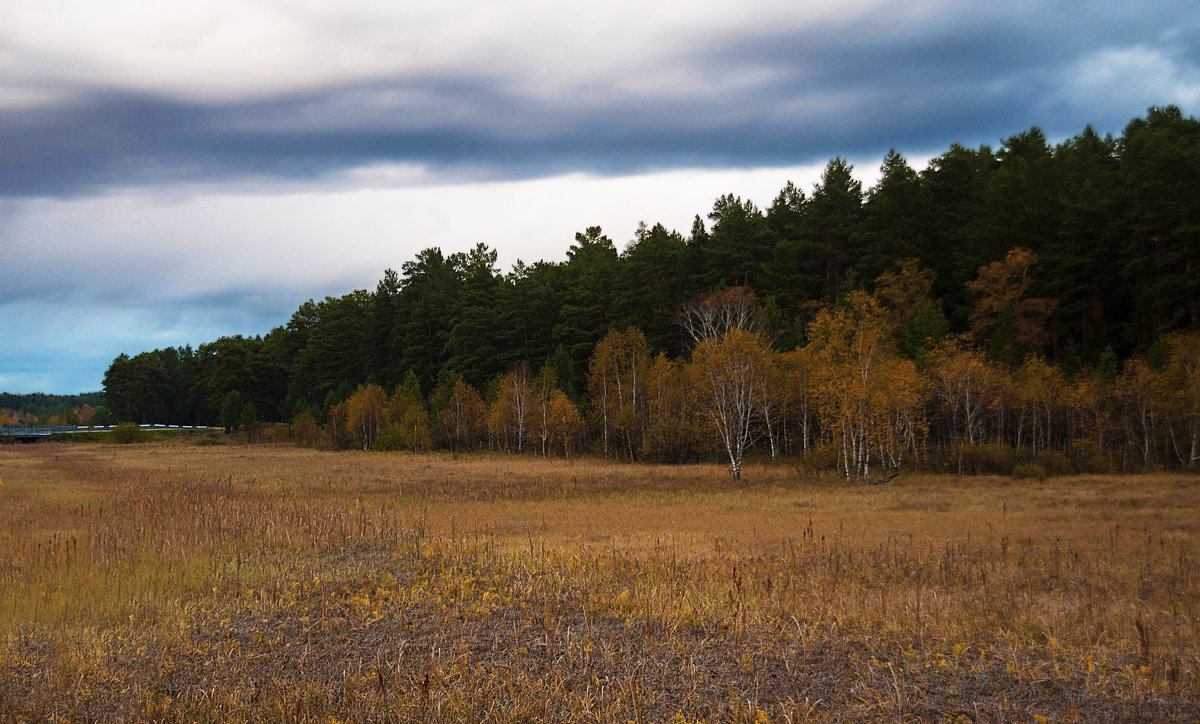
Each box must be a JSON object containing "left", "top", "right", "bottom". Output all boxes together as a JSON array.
[
  {"left": 102, "top": 106, "right": 1200, "bottom": 477},
  {"left": 0, "top": 392, "right": 104, "bottom": 426}
]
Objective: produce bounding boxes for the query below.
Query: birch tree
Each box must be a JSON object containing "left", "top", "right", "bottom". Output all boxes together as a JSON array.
[
  {"left": 437, "top": 378, "right": 485, "bottom": 451},
  {"left": 691, "top": 329, "right": 770, "bottom": 480},
  {"left": 533, "top": 365, "right": 558, "bottom": 457},
  {"left": 675, "top": 287, "right": 765, "bottom": 346},
  {"left": 488, "top": 361, "right": 533, "bottom": 453},
  {"left": 547, "top": 390, "right": 585, "bottom": 457},
  {"left": 1159, "top": 332, "right": 1200, "bottom": 468},
  {"left": 587, "top": 328, "right": 650, "bottom": 459},
  {"left": 926, "top": 337, "right": 1000, "bottom": 446},
  {"left": 806, "top": 292, "right": 891, "bottom": 481},
  {"left": 345, "top": 383, "right": 386, "bottom": 451}
]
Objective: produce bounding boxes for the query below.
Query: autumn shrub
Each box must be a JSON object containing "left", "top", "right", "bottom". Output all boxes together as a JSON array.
[
  {"left": 1012, "top": 462, "right": 1047, "bottom": 480},
  {"left": 960, "top": 442, "right": 1016, "bottom": 475},
  {"left": 322, "top": 402, "right": 352, "bottom": 450},
  {"left": 1036, "top": 449, "right": 1073, "bottom": 477},
  {"left": 243, "top": 419, "right": 264, "bottom": 443},
  {"left": 372, "top": 423, "right": 406, "bottom": 452},
  {"left": 261, "top": 424, "right": 290, "bottom": 444},
  {"left": 796, "top": 441, "right": 841, "bottom": 474},
  {"left": 1081, "top": 450, "right": 1115, "bottom": 474},
  {"left": 110, "top": 422, "right": 146, "bottom": 444},
  {"left": 290, "top": 411, "right": 320, "bottom": 447},
  {"left": 640, "top": 418, "right": 700, "bottom": 464}
]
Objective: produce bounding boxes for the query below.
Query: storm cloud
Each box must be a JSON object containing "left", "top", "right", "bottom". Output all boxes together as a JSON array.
[{"left": 3, "top": 0, "right": 1197, "bottom": 197}]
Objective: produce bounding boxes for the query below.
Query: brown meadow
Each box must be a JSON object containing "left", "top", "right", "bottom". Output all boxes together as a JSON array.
[{"left": 1, "top": 442, "right": 1198, "bottom": 722}]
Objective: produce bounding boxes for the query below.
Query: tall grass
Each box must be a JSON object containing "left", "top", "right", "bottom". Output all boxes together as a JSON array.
[{"left": 1, "top": 443, "right": 1198, "bottom": 721}]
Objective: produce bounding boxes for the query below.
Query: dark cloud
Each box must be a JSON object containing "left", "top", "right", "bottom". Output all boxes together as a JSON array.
[
  {"left": 682, "top": 1, "right": 1198, "bottom": 148},
  {"left": 1, "top": 2, "right": 1196, "bottom": 199}
]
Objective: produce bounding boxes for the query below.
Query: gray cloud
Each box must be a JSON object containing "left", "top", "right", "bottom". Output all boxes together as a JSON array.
[{"left": 1, "top": 1, "right": 1195, "bottom": 199}]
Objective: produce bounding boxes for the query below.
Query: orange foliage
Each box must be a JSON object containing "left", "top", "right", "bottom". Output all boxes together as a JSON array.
[
  {"left": 966, "top": 247, "right": 1056, "bottom": 354},
  {"left": 641, "top": 354, "right": 699, "bottom": 463},
  {"left": 345, "top": 384, "right": 387, "bottom": 451},
  {"left": 489, "top": 362, "right": 532, "bottom": 453},
  {"left": 588, "top": 328, "right": 650, "bottom": 459},
  {"left": 926, "top": 338, "right": 1001, "bottom": 446},
  {"left": 290, "top": 411, "right": 320, "bottom": 447},
  {"left": 438, "top": 379, "right": 485, "bottom": 452},
  {"left": 546, "top": 390, "right": 585, "bottom": 457},
  {"left": 806, "top": 292, "right": 919, "bottom": 481},
  {"left": 690, "top": 329, "right": 773, "bottom": 480},
  {"left": 874, "top": 257, "right": 936, "bottom": 328}
]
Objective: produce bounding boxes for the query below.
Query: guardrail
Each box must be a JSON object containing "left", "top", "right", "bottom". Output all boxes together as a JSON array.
[{"left": 1, "top": 424, "right": 222, "bottom": 440}]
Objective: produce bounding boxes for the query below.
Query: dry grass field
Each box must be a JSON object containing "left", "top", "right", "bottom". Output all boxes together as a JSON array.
[{"left": 1, "top": 442, "right": 1198, "bottom": 722}]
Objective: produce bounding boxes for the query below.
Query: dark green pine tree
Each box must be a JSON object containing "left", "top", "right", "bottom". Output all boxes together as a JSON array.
[
  {"left": 1119, "top": 106, "right": 1200, "bottom": 344},
  {"left": 982, "top": 128, "right": 1060, "bottom": 259},
  {"left": 283, "top": 300, "right": 320, "bottom": 359},
  {"left": 805, "top": 158, "right": 864, "bottom": 299},
  {"left": 545, "top": 344, "right": 581, "bottom": 404},
  {"left": 444, "top": 243, "right": 508, "bottom": 390},
  {"left": 920, "top": 143, "right": 997, "bottom": 329},
  {"left": 681, "top": 214, "right": 714, "bottom": 298},
  {"left": 762, "top": 181, "right": 815, "bottom": 347},
  {"left": 252, "top": 328, "right": 291, "bottom": 422},
  {"left": 614, "top": 222, "right": 687, "bottom": 354},
  {"left": 978, "top": 129, "right": 1062, "bottom": 356},
  {"left": 278, "top": 300, "right": 320, "bottom": 416},
  {"left": 501, "top": 259, "right": 564, "bottom": 366},
  {"left": 367, "top": 268, "right": 401, "bottom": 385},
  {"left": 977, "top": 129, "right": 1061, "bottom": 356},
  {"left": 553, "top": 227, "right": 620, "bottom": 376},
  {"left": 290, "top": 291, "right": 372, "bottom": 410},
  {"left": 393, "top": 248, "right": 458, "bottom": 391},
  {"left": 103, "top": 354, "right": 141, "bottom": 423},
  {"left": 858, "top": 149, "right": 931, "bottom": 283},
  {"left": 195, "top": 336, "right": 259, "bottom": 422},
  {"left": 173, "top": 345, "right": 206, "bottom": 425},
  {"left": 149, "top": 346, "right": 185, "bottom": 425},
  {"left": 1044, "top": 126, "right": 1126, "bottom": 358},
  {"left": 705, "top": 194, "right": 769, "bottom": 289}
]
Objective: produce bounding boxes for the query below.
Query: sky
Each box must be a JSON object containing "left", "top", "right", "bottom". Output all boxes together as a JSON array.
[{"left": 1, "top": 0, "right": 1198, "bottom": 394}]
